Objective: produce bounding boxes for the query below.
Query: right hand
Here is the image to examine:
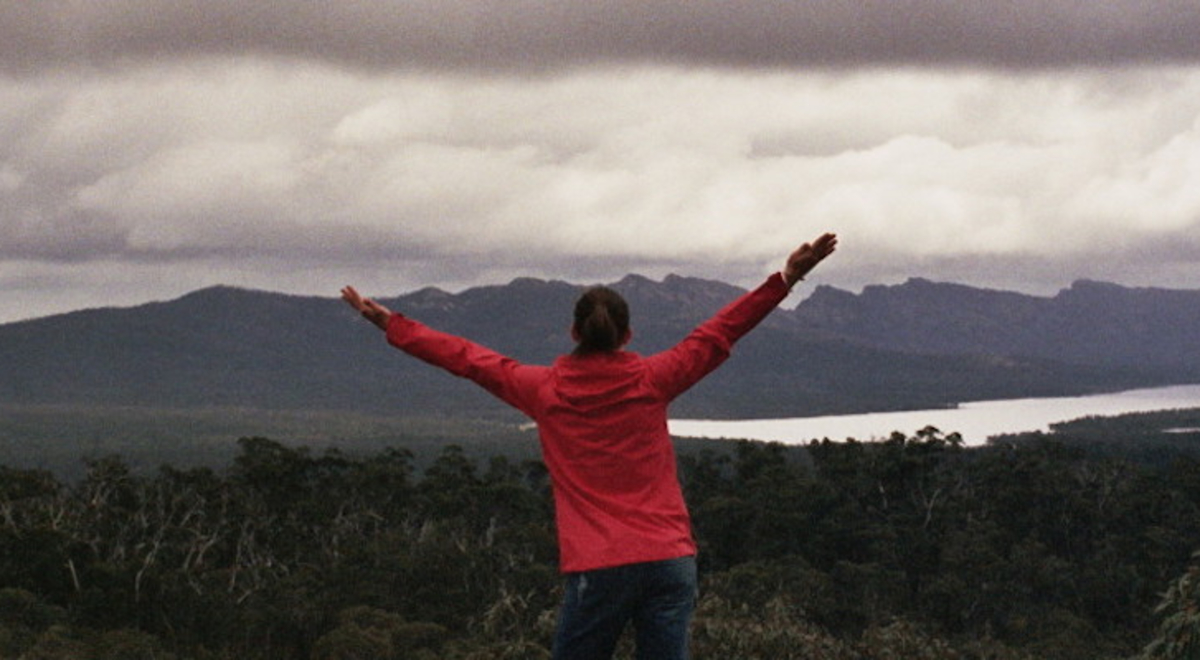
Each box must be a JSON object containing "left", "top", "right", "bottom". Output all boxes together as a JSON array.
[{"left": 783, "top": 232, "right": 838, "bottom": 286}]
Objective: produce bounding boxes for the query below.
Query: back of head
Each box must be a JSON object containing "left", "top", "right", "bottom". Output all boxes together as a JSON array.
[{"left": 573, "top": 286, "right": 630, "bottom": 354}]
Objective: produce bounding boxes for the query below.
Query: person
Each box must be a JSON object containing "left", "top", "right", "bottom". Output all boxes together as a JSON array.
[{"left": 341, "top": 232, "right": 838, "bottom": 660}]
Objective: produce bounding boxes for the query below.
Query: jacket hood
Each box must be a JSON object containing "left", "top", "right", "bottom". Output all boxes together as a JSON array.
[{"left": 551, "top": 352, "right": 646, "bottom": 409}]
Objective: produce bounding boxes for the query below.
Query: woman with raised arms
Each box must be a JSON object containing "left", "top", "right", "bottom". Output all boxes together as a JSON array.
[{"left": 341, "top": 232, "right": 838, "bottom": 660}]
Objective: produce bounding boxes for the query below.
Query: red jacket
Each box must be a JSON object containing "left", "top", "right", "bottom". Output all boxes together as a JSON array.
[{"left": 386, "top": 272, "right": 792, "bottom": 572}]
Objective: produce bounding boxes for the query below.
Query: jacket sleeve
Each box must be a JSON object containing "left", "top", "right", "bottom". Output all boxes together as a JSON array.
[
  {"left": 643, "top": 272, "right": 792, "bottom": 401},
  {"left": 385, "top": 314, "right": 544, "bottom": 417}
]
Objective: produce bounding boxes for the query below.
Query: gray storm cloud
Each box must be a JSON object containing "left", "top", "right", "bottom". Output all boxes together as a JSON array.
[
  {"left": 2, "top": 2, "right": 1200, "bottom": 323},
  {"left": 3, "top": 1, "right": 1200, "bottom": 73}
]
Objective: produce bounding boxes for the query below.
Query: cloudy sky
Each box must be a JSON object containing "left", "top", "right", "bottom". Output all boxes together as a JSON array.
[{"left": 2, "top": 1, "right": 1200, "bottom": 323}]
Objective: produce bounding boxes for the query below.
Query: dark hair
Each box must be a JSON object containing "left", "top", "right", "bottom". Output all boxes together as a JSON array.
[{"left": 572, "top": 286, "right": 630, "bottom": 354}]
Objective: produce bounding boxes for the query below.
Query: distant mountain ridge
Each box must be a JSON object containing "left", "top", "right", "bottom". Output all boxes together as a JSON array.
[
  {"left": 2, "top": 276, "right": 1197, "bottom": 421},
  {"left": 793, "top": 277, "right": 1200, "bottom": 370}
]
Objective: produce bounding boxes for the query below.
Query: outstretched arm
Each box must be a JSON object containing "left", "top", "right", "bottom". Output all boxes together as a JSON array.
[
  {"left": 340, "top": 284, "right": 544, "bottom": 416},
  {"left": 647, "top": 231, "right": 839, "bottom": 399},
  {"left": 782, "top": 232, "right": 838, "bottom": 287},
  {"left": 341, "top": 285, "right": 392, "bottom": 331}
]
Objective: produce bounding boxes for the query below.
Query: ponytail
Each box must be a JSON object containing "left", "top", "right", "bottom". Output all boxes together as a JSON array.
[{"left": 572, "top": 287, "right": 630, "bottom": 354}]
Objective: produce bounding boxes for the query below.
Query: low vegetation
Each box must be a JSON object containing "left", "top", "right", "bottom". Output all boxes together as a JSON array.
[{"left": 2, "top": 416, "right": 1199, "bottom": 658}]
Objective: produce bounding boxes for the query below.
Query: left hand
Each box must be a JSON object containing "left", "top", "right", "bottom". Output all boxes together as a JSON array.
[{"left": 341, "top": 286, "right": 393, "bottom": 331}]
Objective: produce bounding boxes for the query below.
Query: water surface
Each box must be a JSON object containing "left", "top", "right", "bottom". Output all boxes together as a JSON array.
[{"left": 670, "top": 384, "right": 1200, "bottom": 446}]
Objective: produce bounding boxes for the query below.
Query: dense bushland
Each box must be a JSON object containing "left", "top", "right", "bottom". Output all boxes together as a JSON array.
[{"left": 1, "top": 430, "right": 1197, "bottom": 658}]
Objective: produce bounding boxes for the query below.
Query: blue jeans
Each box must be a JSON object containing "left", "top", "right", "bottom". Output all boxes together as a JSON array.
[{"left": 552, "top": 555, "right": 698, "bottom": 660}]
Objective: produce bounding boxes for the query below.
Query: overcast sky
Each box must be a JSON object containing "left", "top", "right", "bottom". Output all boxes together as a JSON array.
[{"left": 2, "top": 1, "right": 1200, "bottom": 323}]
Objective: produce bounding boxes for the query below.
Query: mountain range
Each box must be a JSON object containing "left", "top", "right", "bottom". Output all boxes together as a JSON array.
[{"left": 2, "top": 275, "right": 1198, "bottom": 421}]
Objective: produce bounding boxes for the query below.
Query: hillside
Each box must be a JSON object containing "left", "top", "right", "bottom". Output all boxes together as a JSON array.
[
  {"left": 1, "top": 276, "right": 1197, "bottom": 422},
  {"left": 793, "top": 277, "right": 1200, "bottom": 371}
]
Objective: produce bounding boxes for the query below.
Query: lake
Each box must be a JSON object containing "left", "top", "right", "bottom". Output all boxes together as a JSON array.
[{"left": 670, "top": 384, "right": 1200, "bottom": 447}]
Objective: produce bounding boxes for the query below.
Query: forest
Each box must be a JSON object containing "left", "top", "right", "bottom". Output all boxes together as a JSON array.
[{"left": 1, "top": 425, "right": 1199, "bottom": 659}]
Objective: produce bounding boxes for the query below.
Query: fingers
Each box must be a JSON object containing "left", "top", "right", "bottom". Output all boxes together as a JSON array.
[
  {"left": 790, "top": 233, "right": 837, "bottom": 261},
  {"left": 810, "top": 232, "right": 838, "bottom": 260},
  {"left": 783, "top": 232, "right": 838, "bottom": 285},
  {"left": 340, "top": 285, "right": 361, "bottom": 306},
  {"left": 342, "top": 285, "right": 392, "bottom": 328}
]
